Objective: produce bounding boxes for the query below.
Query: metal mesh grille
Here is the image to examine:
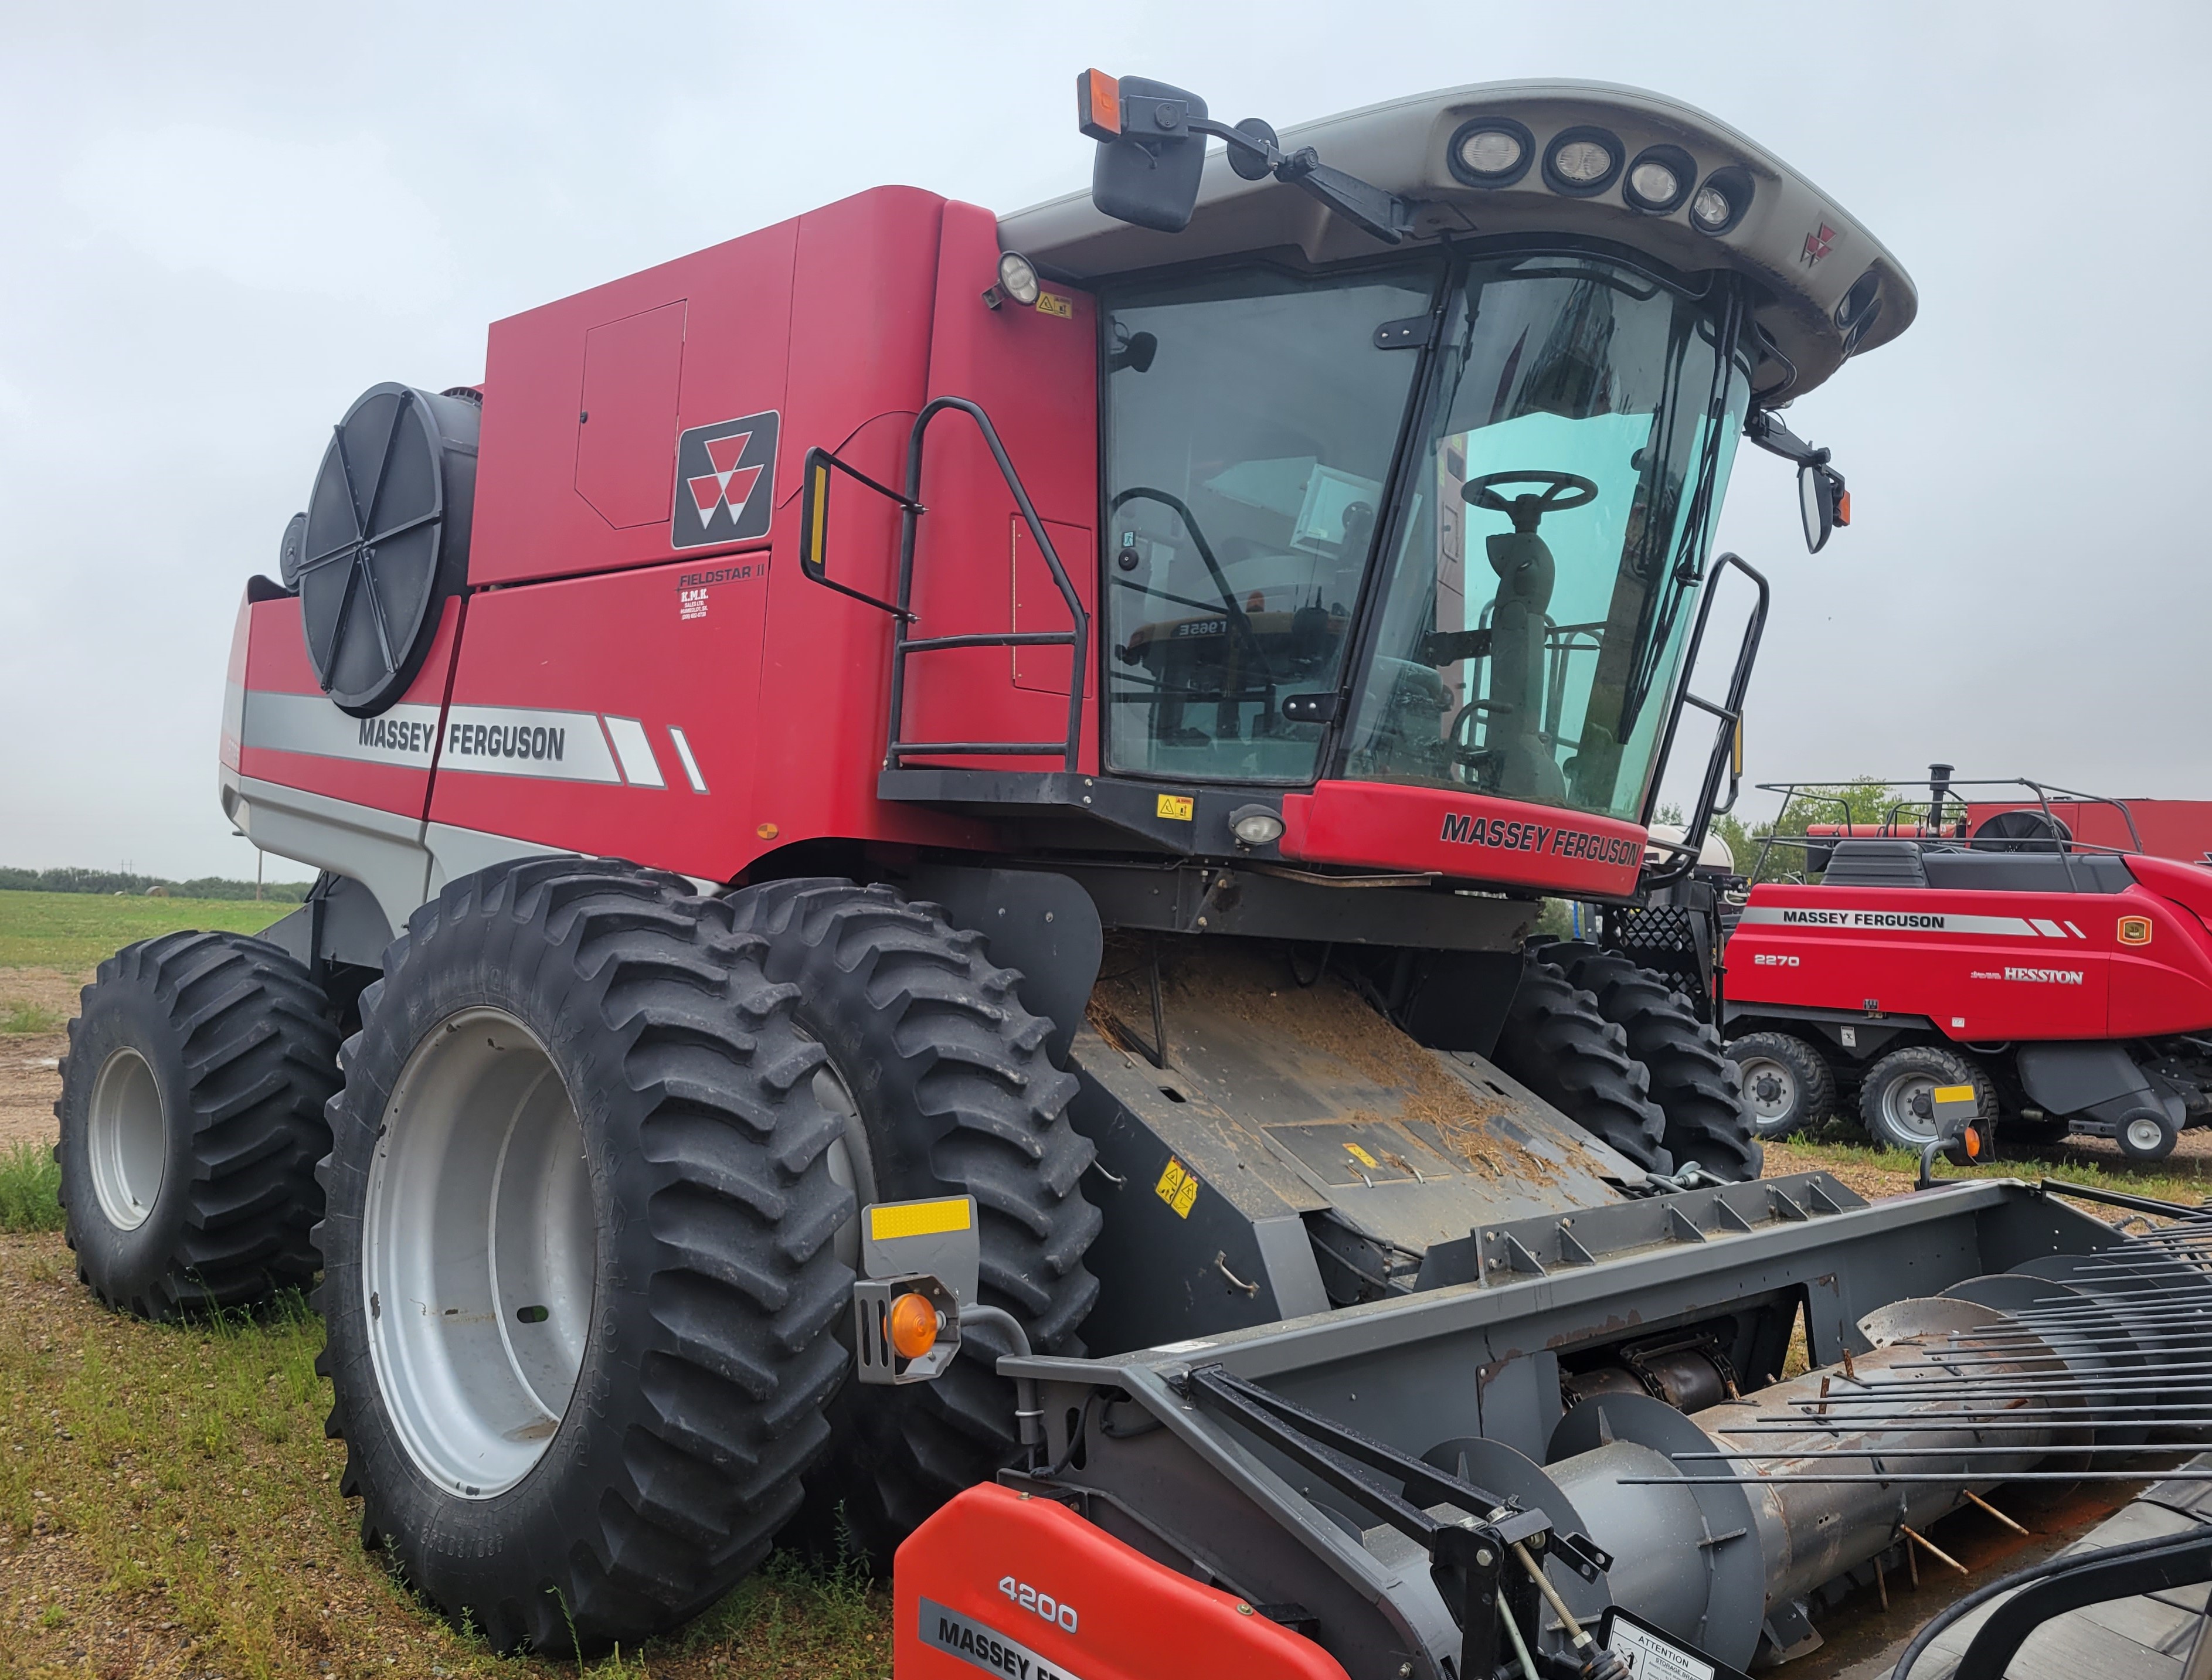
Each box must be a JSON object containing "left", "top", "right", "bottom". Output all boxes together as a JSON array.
[{"left": 1609, "top": 906, "right": 1700, "bottom": 956}]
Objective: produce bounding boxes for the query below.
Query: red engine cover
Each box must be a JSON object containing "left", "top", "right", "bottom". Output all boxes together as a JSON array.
[{"left": 894, "top": 1484, "right": 1350, "bottom": 1680}]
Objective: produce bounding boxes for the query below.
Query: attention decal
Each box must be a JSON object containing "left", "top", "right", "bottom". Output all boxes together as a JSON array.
[{"left": 671, "top": 411, "right": 780, "bottom": 550}]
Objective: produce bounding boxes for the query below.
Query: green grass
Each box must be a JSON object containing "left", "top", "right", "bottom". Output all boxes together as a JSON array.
[
  {"left": 0, "top": 1142, "right": 63, "bottom": 1234},
  {"left": 1771, "top": 1130, "right": 2211, "bottom": 1210},
  {"left": 0, "top": 999, "right": 62, "bottom": 1033},
  {"left": 0, "top": 889, "right": 298, "bottom": 972},
  {"left": 0, "top": 1233, "right": 892, "bottom": 1678}
]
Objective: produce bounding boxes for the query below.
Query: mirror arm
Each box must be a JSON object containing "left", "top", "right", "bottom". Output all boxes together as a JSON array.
[
  {"left": 1186, "top": 117, "right": 1415, "bottom": 244},
  {"left": 1743, "top": 406, "right": 1827, "bottom": 469}
]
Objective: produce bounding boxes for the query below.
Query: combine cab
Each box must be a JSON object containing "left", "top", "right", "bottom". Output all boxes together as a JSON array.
[{"left": 62, "top": 63, "right": 2206, "bottom": 1680}]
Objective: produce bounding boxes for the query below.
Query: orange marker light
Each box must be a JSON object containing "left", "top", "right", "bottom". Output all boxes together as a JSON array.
[
  {"left": 1078, "top": 69, "right": 1122, "bottom": 141},
  {"left": 1961, "top": 1125, "right": 1983, "bottom": 1161},
  {"left": 1834, "top": 489, "right": 1852, "bottom": 527},
  {"left": 888, "top": 1292, "right": 940, "bottom": 1361}
]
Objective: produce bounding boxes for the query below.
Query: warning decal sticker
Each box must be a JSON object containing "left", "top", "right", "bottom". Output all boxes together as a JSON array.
[{"left": 671, "top": 411, "right": 780, "bottom": 550}]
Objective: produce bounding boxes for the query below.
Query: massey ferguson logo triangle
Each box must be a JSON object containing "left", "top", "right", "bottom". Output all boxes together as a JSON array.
[{"left": 671, "top": 410, "right": 780, "bottom": 550}]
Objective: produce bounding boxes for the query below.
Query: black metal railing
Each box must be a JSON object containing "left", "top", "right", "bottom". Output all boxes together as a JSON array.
[
  {"left": 1642, "top": 550, "right": 1769, "bottom": 885},
  {"left": 798, "top": 396, "right": 1090, "bottom": 774}
]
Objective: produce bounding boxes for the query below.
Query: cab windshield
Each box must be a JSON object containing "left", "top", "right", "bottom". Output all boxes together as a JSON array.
[{"left": 1101, "top": 250, "right": 1749, "bottom": 823}]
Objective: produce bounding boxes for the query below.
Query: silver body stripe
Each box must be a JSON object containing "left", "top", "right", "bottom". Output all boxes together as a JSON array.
[
  {"left": 244, "top": 691, "right": 443, "bottom": 767},
  {"left": 1738, "top": 904, "right": 2063, "bottom": 937},
  {"left": 440, "top": 705, "right": 621, "bottom": 783},
  {"left": 236, "top": 689, "right": 687, "bottom": 788}
]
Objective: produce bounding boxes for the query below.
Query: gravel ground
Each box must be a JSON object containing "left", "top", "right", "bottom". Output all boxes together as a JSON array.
[{"left": 0, "top": 969, "right": 83, "bottom": 1150}]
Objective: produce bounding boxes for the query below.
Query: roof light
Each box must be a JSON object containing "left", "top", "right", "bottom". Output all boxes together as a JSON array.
[
  {"left": 1623, "top": 145, "right": 1694, "bottom": 214},
  {"left": 1553, "top": 140, "right": 1611, "bottom": 182},
  {"left": 888, "top": 1291, "right": 941, "bottom": 1361},
  {"left": 1688, "top": 165, "right": 1754, "bottom": 234},
  {"left": 1229, "top": 804, "right": 1285, "bottom": 848},
  {"left": 1629, "top": 161, "right": 1678, "bottom": 203},
  {"left": 1446, "top": 117, "right": 1535, "bottom": 188},
  {"left": 1541, "top": 127, "right": 1623, "bottom": 196},
  {"left": 1459, "top": 128, "right": 1522, "bottom": 175}
]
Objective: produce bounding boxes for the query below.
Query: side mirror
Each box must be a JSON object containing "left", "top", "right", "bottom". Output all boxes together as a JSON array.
[
  {"left": 1078, "top": 69, "right": 1209, "bottom": 233},
  {"left": 1798, "top": 461, "right": 1850, "bottom": 554}
]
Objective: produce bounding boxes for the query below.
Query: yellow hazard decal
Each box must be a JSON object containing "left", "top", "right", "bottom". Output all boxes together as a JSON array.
[
  {"left": 868, "top": 1198, "right": 973, "bottom": 1242},
  {"left": 1931, "top": 1084, "right": 1976, "bottom": 1105},
  {"left": 1157, "top": 793, "right": 1195, "bottom": 821},
  {"left": 1343, "top": 1142, "right": 1381, "bottom": 1169},
  {"left": 1035, "top": 291, "right": 1073, "bottom": 319},
  {"left": 1155, "top": 1157, "right": 1200, "bottom": 1219}
]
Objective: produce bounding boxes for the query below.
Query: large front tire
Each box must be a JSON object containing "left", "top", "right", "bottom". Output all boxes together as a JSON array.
[
  {"left": 727, "top": 879, "right": 1101, "bottom": 1560},
  {"left": 1551, "top": 947, "right": 1761, "bottom": 1181},
  {"left": 1490, "top": 955, "right": 1670, "bottom": 1174},
  {"left": 315, "top": 860, "right": 853, "bottom": 1654},
  {"left": 56, "top": 931, "right": 337, "bottom": 1319}
]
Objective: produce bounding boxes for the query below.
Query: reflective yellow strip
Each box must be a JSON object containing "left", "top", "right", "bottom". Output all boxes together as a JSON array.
[
  {"left": 869, "top": 1198, "right": 971, "bottom": 1242},
  {"left": 1932, "top": 1084, "right": 1976, "bottom": 1103},
  {"left": 807, "top": 465, "right": 830, "bottom": 564}
]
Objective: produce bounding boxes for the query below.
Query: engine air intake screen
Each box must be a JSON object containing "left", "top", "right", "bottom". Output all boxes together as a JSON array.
[{"left": 299, "top": 382, "right": 478, "bottom": 717}]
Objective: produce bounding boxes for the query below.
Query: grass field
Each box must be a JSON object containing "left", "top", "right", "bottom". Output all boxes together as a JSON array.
[{"left": 0, "top": 890, "right": 297, "bottom": 972}]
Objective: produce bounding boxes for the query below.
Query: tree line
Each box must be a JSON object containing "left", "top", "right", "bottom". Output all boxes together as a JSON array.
[{"left": 0, "top": 866, "right": 314, "bottom": 903}]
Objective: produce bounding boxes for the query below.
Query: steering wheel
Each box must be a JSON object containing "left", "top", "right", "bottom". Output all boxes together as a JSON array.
[{"left": 1463, "top": 470, "right": 1599, "bottom": 534}]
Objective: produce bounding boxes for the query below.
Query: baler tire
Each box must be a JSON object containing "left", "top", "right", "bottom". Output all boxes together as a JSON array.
[
  {"left": 1857, "top": 1045, "right": 1997, "bottom": 1154},
  {"left": 1550, "top": 948, "right": 1761, "bottom": 1181},
  {"left": 1725, "top": 1031, "right": 1839, "bottom": 1141},
  {"left": 725, "top": 878, "right": 1100, "bottom": 1563},
  {"left": 1490, "top": 955, "right": 1670, "bottom": 1174},
  {"left": 313, "top": 859, "right": 854, "bottom": 1655},
  {"left": 55, "top": 931, "right": 337, "bottom": 1319}
]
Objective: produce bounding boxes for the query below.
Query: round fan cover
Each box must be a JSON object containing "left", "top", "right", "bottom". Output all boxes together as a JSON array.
[{"left": 298, "top": 383, "right": 478, "bottom": 716}]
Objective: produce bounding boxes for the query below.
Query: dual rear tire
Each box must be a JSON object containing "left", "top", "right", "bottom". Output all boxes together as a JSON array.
[{"left": 311, "top": 863, "right": 1098, "bottom": 1652}]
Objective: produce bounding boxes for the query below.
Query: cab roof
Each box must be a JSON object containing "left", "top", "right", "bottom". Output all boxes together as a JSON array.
[{"left": 1001, "top": 79, "right": 1916, "bottom": 403}]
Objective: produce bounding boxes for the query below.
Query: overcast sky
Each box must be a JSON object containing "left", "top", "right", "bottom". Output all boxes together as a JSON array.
[{"left": 3, "top": 2, "right": 2207, "bottom": 879}]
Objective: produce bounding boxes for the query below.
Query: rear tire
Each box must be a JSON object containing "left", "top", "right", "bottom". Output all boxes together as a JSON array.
[
  {"left": 726, "top": 879, "right": 1101, "bottom": 1562},
  {"left": 1491, "top": 955, "right": 1670, "bottom": 1174},
  {"left": 56, "top": 931, "right": 336, "bottom": 1319},
  {"left": 1551, "top": 948, "right": 1761, "bottom": 1181},
  {"left": 314, "top": 859, "right": 853, "bottom": 1654},
  {"left": 1857, "top": 1045, "right": 1996, "bottom": 1154},
  {"left": 1726, "top": 1031, "right": 1839, "bottom": 1141}
]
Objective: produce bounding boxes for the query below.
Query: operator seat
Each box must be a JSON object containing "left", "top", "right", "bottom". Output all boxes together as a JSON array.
[{"left": 1484, "top": 511, "right": 1568, "bottom": 801}]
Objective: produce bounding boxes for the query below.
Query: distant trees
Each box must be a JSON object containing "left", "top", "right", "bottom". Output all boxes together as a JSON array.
[
  {"left": 0, "top": 866, "right": 312, "bottom": 903},
  {"left": 1663, "top": 778, "right": 1906, "bottom": 882}
]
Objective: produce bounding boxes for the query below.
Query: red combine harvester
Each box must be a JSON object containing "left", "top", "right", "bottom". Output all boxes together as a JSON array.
[
  {"left": 64, "top": 64, "right": 2212, "bottom": 1680},
  {"left": 1725, "top": 768, "right": 2212, "bottom": 1159}
]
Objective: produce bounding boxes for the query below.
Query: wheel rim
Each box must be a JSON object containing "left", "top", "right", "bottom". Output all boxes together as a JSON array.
[
  {"left": 1878, "top": 1072, "right": 1943, "bottom": 1144},
  {"left": 363, "top": 1008, "right": 595, "bottom": 1499},
  {"left": 88, "top": 1047, "right": 165, "bottom": 1231},
  {"left": 1738, "top": 1056, "right": 1798, "bottom": 1126},
  {"left": 814, "top": 1055, "right": 878, "bottom": 1274},
  {"left": 2125, "top": 1116, "right": 2167, "bottom": 1154}
]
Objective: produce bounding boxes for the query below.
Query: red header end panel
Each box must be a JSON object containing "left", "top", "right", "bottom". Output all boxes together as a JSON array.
[
  {"left": 898, "top": 202, "right": 1102, "bottom": 774},
  {"left": 226, "top": 587, "right": 460, "bottom": 823},
  {"left": 431, "top": 188, "right": 993, "bottom": 879},
  {"left": 894, "top": 1484, "right": 1350, "bottom": 1680}
]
